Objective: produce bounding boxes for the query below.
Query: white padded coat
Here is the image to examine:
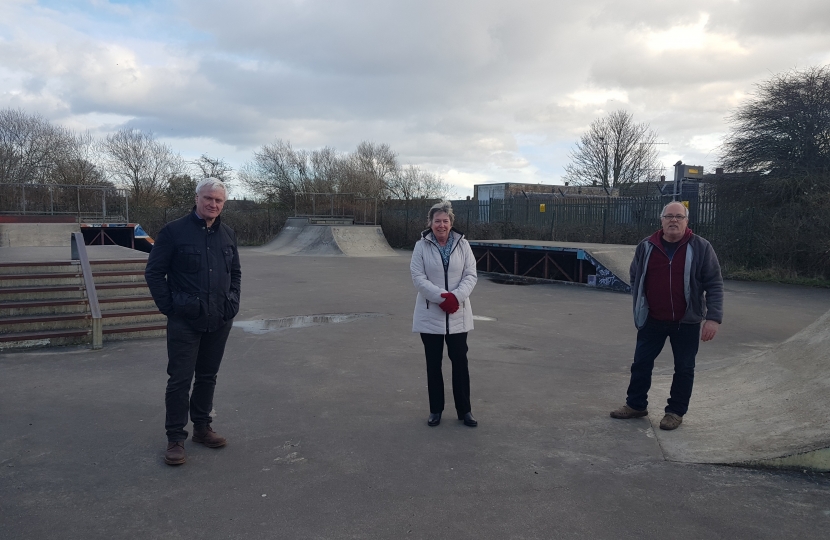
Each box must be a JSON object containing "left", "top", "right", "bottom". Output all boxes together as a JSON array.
[{"left": 411, "top": 229, "right": 478, "bottom": 334}]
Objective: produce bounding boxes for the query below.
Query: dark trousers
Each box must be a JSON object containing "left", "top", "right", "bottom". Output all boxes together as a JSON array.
[
  {"left": 165, "top": 316, "right": 233, "bottom": 441},
  {"left": 420, "top": 332, "right": 471, "bottom": 416},
  {"left": 626, "top": 318, "right": 700, "bottom": 416}
]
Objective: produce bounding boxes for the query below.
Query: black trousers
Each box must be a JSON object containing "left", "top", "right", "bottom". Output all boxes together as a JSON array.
[
  {"left": 165, "top": 316, "right": 233, "bottom": 441},
  {"left": 420, "top": 332, "right": 471, "bottom": 415}
]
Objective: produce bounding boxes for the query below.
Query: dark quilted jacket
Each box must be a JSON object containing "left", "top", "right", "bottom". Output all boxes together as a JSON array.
[{"left": 145, "top": 209, "right": 241, "bottom": 332}]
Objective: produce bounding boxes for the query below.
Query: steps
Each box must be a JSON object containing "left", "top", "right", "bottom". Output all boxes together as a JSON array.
[{"left": 0, "top": 258, "right": 167, "bottom": 350}]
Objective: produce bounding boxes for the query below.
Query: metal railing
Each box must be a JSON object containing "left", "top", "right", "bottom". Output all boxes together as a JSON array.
[
  {"left": 71, "top": 232, "right": 102, "bottom": 349},
  {"left": 293, "top": 192, "right": 378, "bottom": 225},
  {"left": 0, "top": 183, "right": 130, "bottom": 222}
]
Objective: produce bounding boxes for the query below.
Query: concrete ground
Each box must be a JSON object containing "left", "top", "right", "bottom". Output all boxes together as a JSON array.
[{"left": 2, "top": 248, "right": 830, "bottom": 540}]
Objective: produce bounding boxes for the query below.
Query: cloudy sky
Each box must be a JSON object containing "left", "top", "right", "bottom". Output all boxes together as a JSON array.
[{"left": 2, "top": 0, "right": 829, "bottom": 197}]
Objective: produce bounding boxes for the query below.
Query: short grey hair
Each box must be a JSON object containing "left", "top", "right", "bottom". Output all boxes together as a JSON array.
[
  {"left": 661, "top": 201, "right": 688, "bottom": 218},
  {"left": 427, "top": 200, "right": 455, "bottom": 227},
  {"left": 195, "top": 177, "right": 227, "bottom": 197}
]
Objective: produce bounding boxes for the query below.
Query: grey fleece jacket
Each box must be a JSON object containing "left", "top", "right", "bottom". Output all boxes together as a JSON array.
[{"left": 630, "top": 232, "right": 724, "bottom": 329}]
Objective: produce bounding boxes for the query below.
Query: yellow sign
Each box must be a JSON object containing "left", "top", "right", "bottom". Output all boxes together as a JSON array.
[
  {"left": 688, "top": 168, "right": 699, "bottom": 174},
  {"left": 539, "top": 204, "right": 546, "bottom": 212},
  {"left": 682, "top": 200, "right": 689, "bottom": 208}
]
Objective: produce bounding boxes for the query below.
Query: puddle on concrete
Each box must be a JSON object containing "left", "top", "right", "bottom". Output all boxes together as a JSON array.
[
  {"left": 234, "top": 313, "right": 383, "bottom": 334},
  {"left": 473, "top": 315, "right": 498, "bottom": 321},
  {"left": 499, "top": 344, "right": 533, "bottom": 351}
]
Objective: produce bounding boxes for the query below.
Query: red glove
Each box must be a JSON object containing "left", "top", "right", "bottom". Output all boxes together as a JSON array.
[{"left": 440, "top": 292, "right": 459, "bottom": 314}]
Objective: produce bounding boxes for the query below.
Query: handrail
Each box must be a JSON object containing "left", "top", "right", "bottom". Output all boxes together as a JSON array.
[{"left": 71, "top": 232, "right": 102, "bottom": 349}]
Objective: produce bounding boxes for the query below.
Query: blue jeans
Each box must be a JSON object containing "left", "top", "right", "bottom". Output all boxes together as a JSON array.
[{"left": 625, "top": 318, "right": 700, "bottom": 416}]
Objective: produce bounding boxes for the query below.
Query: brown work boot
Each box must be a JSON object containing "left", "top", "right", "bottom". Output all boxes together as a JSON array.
[
  {"left": 192, "top": 425, "right": 227, "bottom": 448},
  {"left": 610, "top": 404, "right": 648, "bottom": 419},
  {"left": 164, "top": 441, "right": 186, "bottom": 465},
  {"left": 659, "top": 413, "right": 683, "bottom": 430}
]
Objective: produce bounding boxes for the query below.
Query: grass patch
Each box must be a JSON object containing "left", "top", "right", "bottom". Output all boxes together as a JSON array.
[{"left": 723, "top": 266, "right": 830, "bottom": 288}]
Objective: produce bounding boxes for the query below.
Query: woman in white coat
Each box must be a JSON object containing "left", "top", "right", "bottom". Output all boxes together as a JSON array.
[{"left": 410, "top": 201, "right": 478, "bottom": 427}]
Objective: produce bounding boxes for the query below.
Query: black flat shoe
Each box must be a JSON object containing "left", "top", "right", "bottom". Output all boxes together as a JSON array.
[
  {"left": 461, "top": 412, "right": 477, "bottom": 427},
  {"left": 428, "top": 413, "right": 441, "bottom": 427}
]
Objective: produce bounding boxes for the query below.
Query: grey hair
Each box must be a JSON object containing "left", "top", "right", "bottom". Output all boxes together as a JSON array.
[
  {"left": 426, "top": 200, "right": 455, "bottom": 227},
  {"left": 661, "top": 201, "right": 688, "bottom": 218},
  {"left": 195, "top": 177, "right": 227, "bottom": 197}
]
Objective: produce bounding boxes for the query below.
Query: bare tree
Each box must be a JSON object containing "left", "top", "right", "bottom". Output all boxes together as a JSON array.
[
  {"left": 240, "top": 139, "right": 446, "bottom": 213},
  {"left": 0, "top": 108, "right": 75, "bottom": 184},
  {"left": 720, "top": 66, "right": 830, "bottom": 179},
  {"left": 51, "top": 131, "right": 109, "bottom": 186},
  {"left": 564, "top": 110, "right": 662, "bottom": 192},
  {"left": 343, "top": 141, "right": 399, "bottom": 198},
  {"left": 239, "top": 139, "right": 352, "bottom": 206},
  {"left": 306, "top": 146, "right": 342, "bottom": 193},
  {"left": 191, "top": 154, "right": 234, "bottom": 183},
  {"left": 387, "top": 165, "right": 450, "bottom": 200},
  {"left": 239, "top": 139, "right": 304, "bottom": 206},
  {"left": 99, "top": 129, "right": 185, "bottom": 205}
]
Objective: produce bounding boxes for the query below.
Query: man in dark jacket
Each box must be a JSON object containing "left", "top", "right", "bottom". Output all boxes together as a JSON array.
[
  {"left": 610, "top": 201, "right": 723, "bottom": 430},
  {"left": 145, "top": 178, "right": 241, "bottom": 465}
]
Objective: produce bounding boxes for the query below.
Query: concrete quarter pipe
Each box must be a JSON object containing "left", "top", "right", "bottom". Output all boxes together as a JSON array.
[
  {"left": 257, "top": 218, "right": 397, "bottom": 257},
  {"left": 650, "top": 308, "right": 830, "bottom": 470}
]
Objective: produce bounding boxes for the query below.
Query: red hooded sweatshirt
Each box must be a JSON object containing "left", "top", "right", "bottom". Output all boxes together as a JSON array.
[{"left": 644, "top": 228, "right": 693, "bottom": 322}]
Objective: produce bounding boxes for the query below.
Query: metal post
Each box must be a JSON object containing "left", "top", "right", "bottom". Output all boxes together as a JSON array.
[
  {"left": 601, "top": 207, "right": 607, "bottom": 243},
  {"left": 21, "top": 185, "right": 26, "bottom": 215},
  {"left": 125, "top": 191, "right": 129, "bottom": 222},
  {"left": 549, "top": 210, "right": 555, "bottom": 241},
  {"left": 77, "top": 186, "right": 81, "bottom": 221},
  {"left": 102, "top": 189, "right": 107, "bottom": 218},
  {"left": 673, "top": 162, "right": 683, "bottom": 201}
]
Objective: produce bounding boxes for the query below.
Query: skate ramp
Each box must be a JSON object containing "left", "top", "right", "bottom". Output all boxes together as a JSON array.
[
  {"left": 258, "top": 218, "right": 396, "bottom": 257},
  {"left": 469, "top": 239, "right": 635, "bottom": 291},
  {"left": 330, "top": 226, "right": 397, "bottom": 257},
  {"left": 578, "top": 244, "right": 635, "bottom": 286},
  {"left": 649, "top": 308, "right": 830, "bottom": 469},
  {"left": 260, "top": 217, "right": 311, "bottom": 252},
  {"left": 0, "top": 222, "right": 79, "bottom": 247}
]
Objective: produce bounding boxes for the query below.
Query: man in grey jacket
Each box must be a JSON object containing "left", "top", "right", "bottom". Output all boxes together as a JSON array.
[{"left": 610, "top": 201, "right": 723, "bottom": 430}]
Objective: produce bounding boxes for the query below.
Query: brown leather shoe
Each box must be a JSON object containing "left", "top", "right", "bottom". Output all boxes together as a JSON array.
[
  {"left": 659, "top": 413, "right": 683, "bottom": 430},
  {"left": 192, "top": 425, "right": 227, "bottom": 448},
  {"left": 164, "top": 441, "right": 186, "bottom": 465},
  {"left": 610, "top": 404, "right": 648, "bottom": 419}
]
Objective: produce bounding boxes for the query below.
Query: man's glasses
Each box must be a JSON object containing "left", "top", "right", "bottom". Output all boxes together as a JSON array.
[{"left": 661, "top": 214, "right": 687, "bottom": 221}]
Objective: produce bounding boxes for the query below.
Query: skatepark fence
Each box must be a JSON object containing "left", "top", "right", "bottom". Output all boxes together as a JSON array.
[{"left": 0, "top": 183, "right": 130, "bottom": 222}]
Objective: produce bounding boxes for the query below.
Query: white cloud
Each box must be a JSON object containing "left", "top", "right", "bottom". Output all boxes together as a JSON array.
[
  {"left": 640, "top": 13, "right": 747, "bottom": 56},
  {"left": 0, "top": 0, "right": 829, "bottom": 193}
]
